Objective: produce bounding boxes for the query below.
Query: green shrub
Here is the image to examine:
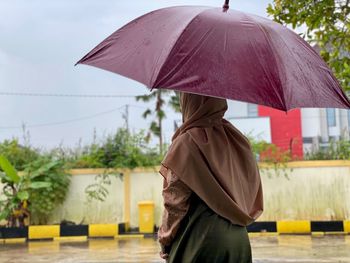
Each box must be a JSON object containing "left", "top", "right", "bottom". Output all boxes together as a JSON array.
[
  {"left": 248, "top": 136, "right": 292, "bottom": 178},
  {"left": 69, "top": 128, "right": 163, "bottom": 169},
  {"left": 0, "top": 156, "right": 51, "bottom": 227},
  {"left": 305, "top": 139, "right": 350, "bottom": 160},
  {"left": 23, "top": 157, "right": 71, "bottom": 225},
  {"left": 0, "top": 139, "right": 39, "bottom": 171}
]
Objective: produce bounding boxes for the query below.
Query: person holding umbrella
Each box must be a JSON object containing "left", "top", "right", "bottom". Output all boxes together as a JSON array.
[
  {"left": 157, "top": 92, "right": 263, "bottom": 262},
  {"left": 76, "top": 2, "right": 350, "bottom": 262}
]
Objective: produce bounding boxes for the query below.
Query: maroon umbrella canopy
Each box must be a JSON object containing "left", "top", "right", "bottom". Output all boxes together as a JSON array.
[{"left": 76, "top": 5, "right": 350, "bottom": 111}]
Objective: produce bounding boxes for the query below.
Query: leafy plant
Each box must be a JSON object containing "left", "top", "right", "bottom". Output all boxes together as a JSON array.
[
  {"left": 0, "top": 139, "right": 39, "bottom": 171},
  {"left": 1, "top": 127, "right": 165, "bottom": 171},
  {"left": 85, "top": 171, "right": 123, "bottom": 203},
  {"left": 70, "top": 128, "right": 163, "bottom": 169},
  {"left": 136, "top": 90, "right": 180, "bottom": 154},
  {"left": 305, "top": 139, "right": 350, "bottom": 160},
  {"left": 0, "top": 155, "right": 51, "bottom": 227},
  {"left": 248, "top": 137, "right": 292, "bottom": 178},
  {"left": 64, "top": 142, "right": 105, "bottom": 169},
  {"left": 24, "top": 157, "right": 71, "bottom": 225}
]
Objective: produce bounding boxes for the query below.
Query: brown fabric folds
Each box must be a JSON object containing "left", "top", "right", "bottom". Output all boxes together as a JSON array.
[{"left": 162, "top": 93, "right": 263, "bottom": 226}]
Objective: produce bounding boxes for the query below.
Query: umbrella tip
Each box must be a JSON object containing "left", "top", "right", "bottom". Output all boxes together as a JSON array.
[{"left": 222, "top": 0, "right": 229, "bottom": 12}]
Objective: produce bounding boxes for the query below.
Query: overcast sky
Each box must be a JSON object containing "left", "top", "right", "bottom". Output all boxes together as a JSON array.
[{"left": 0, "top": 0, "right": 272, "bottom": 150}]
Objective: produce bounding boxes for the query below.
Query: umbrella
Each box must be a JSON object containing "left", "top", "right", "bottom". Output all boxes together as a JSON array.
[{"left": 76, "top": 3, "right": 350, "bottom": 111}]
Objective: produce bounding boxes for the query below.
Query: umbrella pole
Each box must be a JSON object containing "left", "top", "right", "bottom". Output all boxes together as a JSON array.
[{"left": 223, "top": 0, "right": 229, "bottom": 12}]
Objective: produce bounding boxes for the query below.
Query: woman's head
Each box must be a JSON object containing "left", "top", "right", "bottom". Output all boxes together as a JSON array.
[{"left": 179, "top": 92, "right": 228, "bottom": 123}]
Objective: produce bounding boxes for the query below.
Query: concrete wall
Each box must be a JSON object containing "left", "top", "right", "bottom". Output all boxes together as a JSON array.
[
  {"left": 2, "top": 162, "right": 350, "bottom": 226},
  {"left": 259, "top": 162, "right": 350, "bottom": 221},
  {"left": 49, "top": 171, "right": 124, "bottom": 225}
]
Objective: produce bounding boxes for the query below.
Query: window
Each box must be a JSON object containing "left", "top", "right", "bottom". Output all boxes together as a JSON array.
[
  {"left": 247, "top": 103, "right": 258, "bottom": 117},
  {"left": 326, "top": 108, "right": 336, "bottom": 127}
]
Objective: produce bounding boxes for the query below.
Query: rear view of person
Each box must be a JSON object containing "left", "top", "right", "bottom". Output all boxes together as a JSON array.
[{"left": 158, "top": 93, "right": 263, "bottom": 263}]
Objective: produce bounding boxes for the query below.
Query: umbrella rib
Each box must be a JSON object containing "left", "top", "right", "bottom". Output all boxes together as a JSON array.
[
  {"left": 244, "top": 13, "right": 287, "bottom": 110},
  {"left": 154, "top": 30, "right": 213, "bottom": 90},
  {"left": 151, "top": 8, "right": 214, "bottom": 89}
]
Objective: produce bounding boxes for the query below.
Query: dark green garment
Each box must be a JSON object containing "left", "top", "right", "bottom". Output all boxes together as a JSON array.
[{"left": 167, "top": 197, "right": 252, "bottom": 263}]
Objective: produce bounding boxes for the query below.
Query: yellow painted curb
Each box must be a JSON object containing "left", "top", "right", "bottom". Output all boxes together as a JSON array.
[
  {"left": 4, "top": 238, "right": 26, "bottom": 243},
  {"left": 277, "top": 221, "right": 311, "bottom": 234},
  {"left": 89, "top": 224, "right": 118, "bottom": 237},
  {"left": 0, "top": 239, "right": 4, "bottom": 243},
  {"left": 29, "top": 225, "right": 60, "bottom": 239},
  {"left": 54, "top": 236, "right": 87, "bottom": 242},
  {"left": 344, "top": 221, "right": 350, "bottom": 233}
]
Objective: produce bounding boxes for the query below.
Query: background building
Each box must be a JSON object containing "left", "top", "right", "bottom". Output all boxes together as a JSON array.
[{"left": 226, "top": 101, "right": 350, "bottom": 158}]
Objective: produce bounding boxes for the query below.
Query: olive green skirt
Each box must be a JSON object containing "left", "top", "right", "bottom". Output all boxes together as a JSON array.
[{"left": 167, "top": 197, "right": 252, "bottom": 263}]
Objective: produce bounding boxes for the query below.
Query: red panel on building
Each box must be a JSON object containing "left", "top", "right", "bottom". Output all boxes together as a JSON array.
[{"left": 258, "top": 106, "right": 303, "bottom": 159}]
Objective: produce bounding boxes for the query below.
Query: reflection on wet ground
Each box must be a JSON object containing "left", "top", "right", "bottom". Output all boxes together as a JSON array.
[{"left": 1, "top": 235, "right": 350, "bottom": 262}]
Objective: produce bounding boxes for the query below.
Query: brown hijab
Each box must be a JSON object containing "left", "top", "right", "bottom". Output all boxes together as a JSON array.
[{"left": 161, "top": 93, "right": 263, "bottom": 226}]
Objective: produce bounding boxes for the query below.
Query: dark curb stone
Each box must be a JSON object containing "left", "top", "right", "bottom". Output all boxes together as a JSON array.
[
  {"left": 311, "top": 221, "right": 344, "bottom": 232},
  {"left": 247, "top": 222, "right": 277, "bottom": 232},
  {"left": 60, "top": 225, "right": 88, "bottom": 237},
  {"left": 0, "top": 227, "right": 28, "bottom": 238}
]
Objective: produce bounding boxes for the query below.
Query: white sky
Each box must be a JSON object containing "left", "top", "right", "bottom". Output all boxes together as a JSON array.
[{"left": 0, "top": 0, "right": 272, "bottom": 149}]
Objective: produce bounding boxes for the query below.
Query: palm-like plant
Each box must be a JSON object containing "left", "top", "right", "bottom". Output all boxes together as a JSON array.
[{"left": 136, "top": 90, "right": 180, "bottom": 154}]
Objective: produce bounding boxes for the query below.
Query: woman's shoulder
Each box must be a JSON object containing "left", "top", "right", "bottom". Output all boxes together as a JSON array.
[
  {"left": 168, "top": 129, "right": 208, "bottom": 155},
  {"left": 172, "top": 130, "right": 193, "bottom": 145},
  {"left": 173, "top": 128, "right": 205, "bottom": 143}
]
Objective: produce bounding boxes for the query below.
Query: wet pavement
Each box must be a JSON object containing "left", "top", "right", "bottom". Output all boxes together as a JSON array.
[{"left": 1, "top": 235, "right": 350, "bottom": 263}]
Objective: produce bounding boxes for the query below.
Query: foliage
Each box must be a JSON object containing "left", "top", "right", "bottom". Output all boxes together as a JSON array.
[
  {"left": 0, "top": 129, "right": 164, "bottom": 172},
  {"left": 136, "top": 90, "right": 180, "bottom": 154},
  {"left": 248, "top": 137, "right": 292, "bottom": 178},
  {"left": 0, "top": 156, "right": 51, "bottom": 227},
  {"left": 267, "top": 0, "right": 350, "bottom": 91},
  {"left": 305, "top": 138, "right": 350, "bottom": 160},
  {"left": 24, "top": 157, "right": 71, "bottom": 225},
  {"left": 0, "top": 139, "right": 39, "bottom": 171},
  {"left": 85, "top": 171, "right": 122, "bottom": 203},
  {"left": 57, "top": 142, "right": 104, "bottom": 169},
  {"left": 169, "top": 91, "right": 181, "bottom": 113},
  {"left": 70, "top": 128, "right": 163, "bottom": 169}
]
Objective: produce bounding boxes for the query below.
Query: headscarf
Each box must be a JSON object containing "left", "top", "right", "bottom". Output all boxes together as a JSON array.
[{"left": 161, "top": 93, "right": 263, "bottom": 226}]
